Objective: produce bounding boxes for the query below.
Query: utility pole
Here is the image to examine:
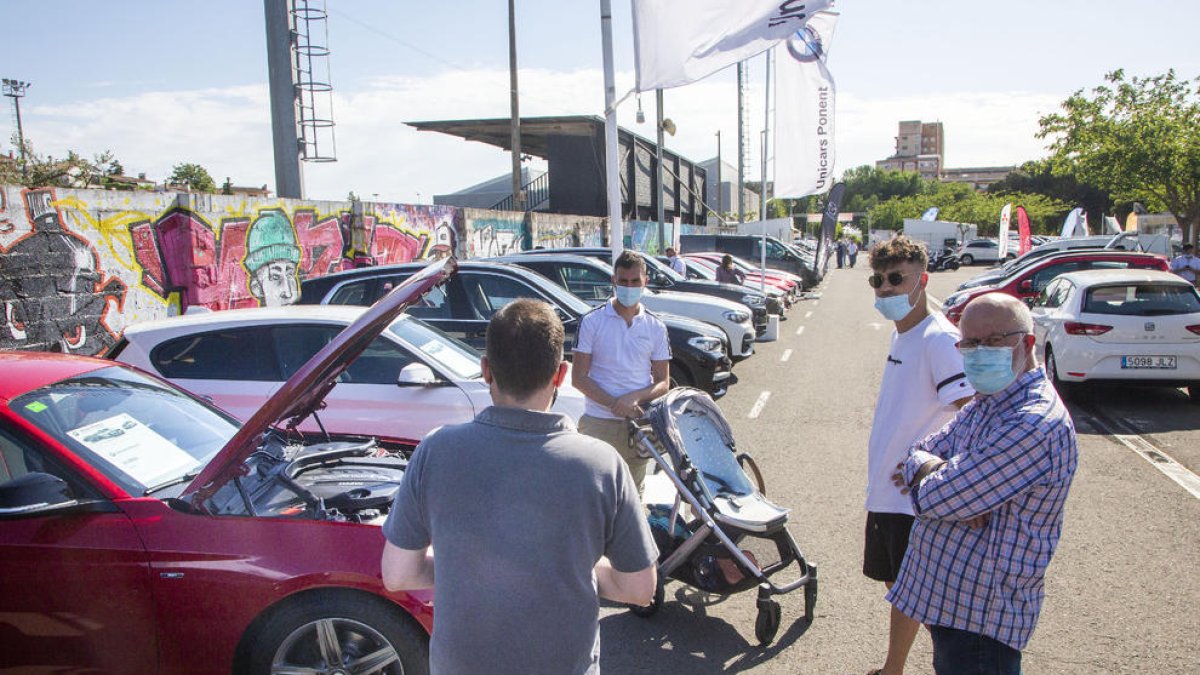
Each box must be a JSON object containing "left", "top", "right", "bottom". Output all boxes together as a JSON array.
[
  {"left": 600, "top": 0, "right": 623, "bottom": 263},
  {"left": 656, "top": 88, "right": 665, "bottom": 252},
  {"left": 2, "top": 79, "right": 30, "bottom": 180},
  {"left": 508, "top": 0, "right": 524, "bottom": 213},
  {"left": 264, "top": 0, "right": 304, "bottom": 199},
  {"left": 715, "top": 130, "right": 723, "bottom": 224},
  {"left": 736, "top": 61, "right": 746, "bottom": 223}
]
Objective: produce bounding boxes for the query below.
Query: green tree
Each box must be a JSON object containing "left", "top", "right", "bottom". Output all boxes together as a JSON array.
[
  {"left": 168, "top": 162, "right": 217, "bottom": 193},
  {"left": 988, "top": 158, "right": 1115, "bottom": 227},
  {"left": 1038, "top": 69, "right": 1200, "bottom": 246},
  {"left": 0, "top": 136, "right": 94, "bottom": 188}
]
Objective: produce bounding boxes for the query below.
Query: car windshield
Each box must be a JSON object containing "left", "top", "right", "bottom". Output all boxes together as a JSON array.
[
  {"left": 11, "top": 366, "right": 239, "bottom": 496},
  {"left": 643, "top": 255, "right": 686, "bottom": 282},
  {"left": 1083, "top": 283, "right": 1200, "bottom": 316},
  {"left": 688, "top": 262, "right": 717, "bottom": 281},
  {"left": 389, "top": 316, "right": 483, "bottom": 379},
  {"left": 511, "top": 266, "right": 594, "bottom": 315}
]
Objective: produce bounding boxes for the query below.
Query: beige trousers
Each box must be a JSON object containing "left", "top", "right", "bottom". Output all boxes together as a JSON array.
[{"left": 578, "top": 414, "right": 648, "bottom": 498}]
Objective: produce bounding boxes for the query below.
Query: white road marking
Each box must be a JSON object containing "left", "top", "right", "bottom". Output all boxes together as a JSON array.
[
  {"left": 748, "top": 391, "right": 771, "bottom": 419},
  {"left": 1085, "top": 413, "right": 1200, "bottom": 500},
  {"left": 927, "top": 294, "right": 943, "bottom": 307},
  {"left": 804, "top": 311, "right": 813, "bottom": 319},
  {"left": 795, "top": 325, "right": 805, "bottom": 336},
  {"left": 781, "top": 349, "right": 793, "bottom": 362},
  {"left": 867, "top": 322, "right": 884, "bottom": 330}
]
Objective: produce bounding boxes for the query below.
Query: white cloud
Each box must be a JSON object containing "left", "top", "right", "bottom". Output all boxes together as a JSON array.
[{"left": 15, "top": 69, "right": 1065, "bottom": 203}]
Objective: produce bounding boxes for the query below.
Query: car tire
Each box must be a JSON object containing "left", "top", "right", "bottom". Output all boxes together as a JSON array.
[
  {"left": 244, "top": 593, "right": 429, "bottom": 675},
  {"left": 960, "top": 254, "right": 975, "bottom": 265},
  {"left": 1045, "top": 346, "right": 1074, "bottom": 398}
]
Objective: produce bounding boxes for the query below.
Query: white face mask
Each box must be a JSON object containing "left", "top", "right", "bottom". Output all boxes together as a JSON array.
[
  {"left": 874, "top": 293, "right": 915, "bottom": 321},
  {"left": 614, "top": 285, "right": 643, "bottom": 307}
]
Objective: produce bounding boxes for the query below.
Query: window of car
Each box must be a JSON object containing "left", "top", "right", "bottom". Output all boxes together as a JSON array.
[
  {"left": 0, "top": 426, "right": 100, "bottom": 501},
  {"left": 1028, "top": 262, "right": 1085, "bottom": 292},
  {"left": 970, "top": 241, "right": 996, "bottom": 249},
  {"left": 388, "top": 317, "right": 483, "bottom": 380},
  {"left": 460, "top": 272, "right": 552, "bottom": 319},
  {"left": 272, "top": 324, "right": 417, "bottom": 385},
  {"left": 328, "top": 280, "right": 374, "bottom": 306},
  {"left": 406, "top": 284, "right": 452, "bottom": 320},
  {"left": 1082, "top": 283, "right": 1200, "bottom": 316},
  {"left": 152, "top": 328, "right": 279, "bottom": 381},
  {"left": 1036, "top": 278, "right": 1071, "bottom": 308},
  {"left": 561, "top": 264, "right": 613, "bottom": 302}
]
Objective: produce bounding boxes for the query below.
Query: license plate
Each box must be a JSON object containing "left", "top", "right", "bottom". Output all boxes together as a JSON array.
[{"left": 1121, "top": 355, "right": 1177, "bottom": 369}]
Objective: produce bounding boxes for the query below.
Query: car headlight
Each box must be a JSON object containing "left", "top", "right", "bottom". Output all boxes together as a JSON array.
[
  {"left": 741, "top": 294, "right": 766, "bottom": 307},
  {"left": 688, "top": 335, "right": 724, "bottom": 352},
  {"left": 723, "top": 309, "right": 750, "bottom": 323},
  {"left": 944, "top": 294, "right": 964, "bottom": 309}
]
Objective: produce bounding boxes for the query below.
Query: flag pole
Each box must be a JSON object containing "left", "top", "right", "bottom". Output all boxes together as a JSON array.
[{"left": 601, "top": 0, "right": 623, "bottom": 264}]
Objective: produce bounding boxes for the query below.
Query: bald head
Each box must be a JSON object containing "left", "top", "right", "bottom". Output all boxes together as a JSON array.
[{"left": 960, "top": 293, "right": 1032, "bottom": 335}]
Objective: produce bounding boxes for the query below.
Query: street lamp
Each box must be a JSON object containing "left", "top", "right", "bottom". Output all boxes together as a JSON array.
[{"left": 2, "top": 78, "right": 31, "bottom": 180}]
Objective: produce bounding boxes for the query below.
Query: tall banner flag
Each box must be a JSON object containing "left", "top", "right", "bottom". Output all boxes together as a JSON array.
[
  {"left": 1016, "top": 206, "right": 1032, "bottom": 255},
  {"left": 921, "top": 206, "right": 940, "bottom": 221},
  {"left": 632, "top": 0, "right": 834, "bottom": 92},
  {"left": 813, "top": 181, "right": 845, "bottom": 274},
  {"left": 773, "top": 11, "right": 839, "bottom": 198},
  {"left": 1104, "top": 215, "right": 1122, "bottom": 234},
  {"left": 997, "top": 203, "right": 1013, "bottom": 259},
  {"left": 1060, "top": 207, "right": 1086, "bottom": 238},
  {"left": 1127, "top": 211, "right": 1139, "bottom": 232}
]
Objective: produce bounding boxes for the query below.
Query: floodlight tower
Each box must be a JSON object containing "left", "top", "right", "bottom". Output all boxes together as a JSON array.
[{"left": 2, "top": 78, "right": 31, "bottom": 179}]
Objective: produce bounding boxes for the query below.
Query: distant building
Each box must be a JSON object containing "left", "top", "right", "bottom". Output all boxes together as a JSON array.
[
  {"left": 876, "top": 120, "right": 1014, "bottom": 189},
  {"left": 876, "top": 120, "right": 944, "bottom": 179},
  {"left": 435, "top": 167, "right": 547, "bottom": 210},
  {"left": 696, "top": 157, "right": 759, "bottom": 226}
]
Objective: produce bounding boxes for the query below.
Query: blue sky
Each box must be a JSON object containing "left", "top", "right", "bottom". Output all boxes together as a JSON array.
[{"left": 2, "top": 0, "right": 1197, "bottom": 203}]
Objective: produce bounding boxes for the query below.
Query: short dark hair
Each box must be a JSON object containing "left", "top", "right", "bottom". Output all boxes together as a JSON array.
[
  {"left": 1184, "top": 243, "right": 1195, "bottom": 251},
  {"left": 485, "top": 299, "right": 564, "bottom": 399},
  {"left": 614, "top": 250, "right": 646, "bottom": 274},
  {"left": 869, "top": 235, "right": 928, "bottom": 271}
]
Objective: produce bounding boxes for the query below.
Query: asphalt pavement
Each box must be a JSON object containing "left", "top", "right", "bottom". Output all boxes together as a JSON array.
[{"left": 597, "top": 262, "right": 1200, "bottom": 674}]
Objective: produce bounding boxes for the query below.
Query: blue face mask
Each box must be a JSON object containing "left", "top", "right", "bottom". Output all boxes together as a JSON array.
[
  {"left": 874, "top": 292, "right": 915, "bottom": 321},
  {"left": 962, "top": 346, "right": 1018, "bottom": 395},
  {"left": 614, "top": 285, "right": 643, "bottom": 307}
]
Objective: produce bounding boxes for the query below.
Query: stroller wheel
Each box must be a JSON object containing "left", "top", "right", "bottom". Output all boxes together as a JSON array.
[
  {"left": 754, "top": 599, "right": 782, "bottom": 645},
  {"left": 628, "top": 576, "right": 665, "bottom": 618}
]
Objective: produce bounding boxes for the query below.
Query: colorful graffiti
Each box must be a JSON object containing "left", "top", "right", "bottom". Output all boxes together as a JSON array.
[
  {"left": 0, "top": 189, "right": 127, "bottom": 353},
  {"left": 626, "top": 220, "right": 676, "bottom": 256},
  {"left": 466, "top": 210, "right": 527, "bottom": 258}
]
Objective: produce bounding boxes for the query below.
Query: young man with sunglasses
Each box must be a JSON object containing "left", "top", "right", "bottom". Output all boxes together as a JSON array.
[
  {"left": 863, "top": 236, "right": 974, "bottom": 675},
  {"left": 888, "top": 292, "right": 1078, "bottom": 674}
]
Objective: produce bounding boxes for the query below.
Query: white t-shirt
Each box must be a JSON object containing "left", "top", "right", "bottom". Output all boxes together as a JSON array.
[
  {"left": 1170, "top": 253, "right": 1199, "bottom": 282},
  {"left": 865, "top": 313, "right": 974, "bottom": 514},
  {"left": 574, "top": 300, "right": 672, "bottom": 419}
]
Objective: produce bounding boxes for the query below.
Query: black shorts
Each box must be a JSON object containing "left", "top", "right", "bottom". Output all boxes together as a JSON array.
[{"left": 862, "top": 511, "right": 915, "bottom": 583}]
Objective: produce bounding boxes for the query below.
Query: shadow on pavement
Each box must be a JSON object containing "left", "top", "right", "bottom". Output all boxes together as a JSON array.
[
  {"left": 600, "top": 585, "right": 813, "bottom": 673},
  {"left": 1063, "top": 383, "right": 1198, "bottom": 435}
]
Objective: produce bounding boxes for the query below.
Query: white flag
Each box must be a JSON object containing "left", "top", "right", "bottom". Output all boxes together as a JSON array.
[
  {"left": 1060, "top": 208, "right": 1087, "bottom": 238},
  {"left": 773, "top": 11, "right": 838, "bottom": 198},
  {"left": 997, "top": 203, "right": 1012, "bottom": 259},
  {"left": 632, "top": 0, "right": 834, "bottom": 92}
]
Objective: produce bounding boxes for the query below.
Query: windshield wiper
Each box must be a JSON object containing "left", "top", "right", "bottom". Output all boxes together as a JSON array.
[{"left": 144, "top": 469, "right": 203, "bottom": 496}]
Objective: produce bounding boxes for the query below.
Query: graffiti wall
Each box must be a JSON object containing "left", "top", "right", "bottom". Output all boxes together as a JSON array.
[
  {"left": 0, "top": 185, "right": 462, "bottom": 355},
  {"left": 530, "top": 213, "right": 607, "bottom": 249},
  {"left": 463, "top": 209, "right": 528, "bottom": 258},
  {"left": 625, "top": 220, "right": 677, "bottom": 256}
]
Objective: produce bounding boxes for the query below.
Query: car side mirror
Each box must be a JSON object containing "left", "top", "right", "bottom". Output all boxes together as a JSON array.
[
  {"left": 396, "top": 363, "right": 439, "bottom": 386},
  {"left": 0, "top": 473, "right": 78, "bottom": 516},
  {"left": 1019, "top": 280, "right": 1034, "bottom": 293}
]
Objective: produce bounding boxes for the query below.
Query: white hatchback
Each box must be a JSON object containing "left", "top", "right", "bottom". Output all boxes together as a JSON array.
[
  {"left": 1030, "top": 269, "right": 1200, "bottom": 402},
  {"left": 109, "top": 305, "right": 586, "bottom": 441}
]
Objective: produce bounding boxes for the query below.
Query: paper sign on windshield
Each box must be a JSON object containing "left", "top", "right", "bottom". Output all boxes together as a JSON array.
[{"left": 67, "top": 413, "right": 197, "bottom": 487}]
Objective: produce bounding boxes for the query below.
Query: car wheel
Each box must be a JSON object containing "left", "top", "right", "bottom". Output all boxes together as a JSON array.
[
  {"left": 1045, "top": 346, "right": 1074, "bottom": 398},
  {"left": 669, "top": 360, "right": 693, "bottom": 390},
  {"left": 245, "top": 593, "right": 429, "bottom": 675},
  {"left": 960, "top": 254, "right": 974, "bottom": 265}
]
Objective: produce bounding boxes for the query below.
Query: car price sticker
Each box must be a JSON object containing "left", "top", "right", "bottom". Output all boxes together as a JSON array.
[
  {"left": 1121, "top": 355, "right": 1177, "bottom": 369},
  {"left": 67, "top": 413, "right": 198, "bottom": 487}
]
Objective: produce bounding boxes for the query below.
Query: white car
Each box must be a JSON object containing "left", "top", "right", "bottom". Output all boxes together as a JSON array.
[
  {"left": 642, "top": 289, "right": 757, "bottom": 359},
  {"left": 1030, "top": 269, "right": 1200, "bottom": 401},
  {"left": 954, "top": 238, "right": 1013, "bottom": 265},
  {"left": 109, "top": 305, "right": 586, "bottom": 441}
]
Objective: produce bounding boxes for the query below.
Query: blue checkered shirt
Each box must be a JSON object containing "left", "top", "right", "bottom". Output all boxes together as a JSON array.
[{"left": 886, "top": 368, "right": 1077, "bottom": 650}]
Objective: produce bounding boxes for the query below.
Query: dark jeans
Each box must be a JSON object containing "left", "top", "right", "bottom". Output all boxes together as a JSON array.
[{"left": 929, "top": 625, "right": 1022, "bottom": 675}]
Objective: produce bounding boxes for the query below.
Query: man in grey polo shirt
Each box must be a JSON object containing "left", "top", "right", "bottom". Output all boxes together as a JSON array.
[
  {"left": 381, "top": 298, "right": 658, "bottom": 674},
  {"left": 572, "top": 250, "right": 671, "bottom": 497}
]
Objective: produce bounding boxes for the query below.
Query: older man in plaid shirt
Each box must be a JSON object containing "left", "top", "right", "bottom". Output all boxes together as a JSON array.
[{"left": 888, "top": 293, "right": 1078, "bottom": 675}]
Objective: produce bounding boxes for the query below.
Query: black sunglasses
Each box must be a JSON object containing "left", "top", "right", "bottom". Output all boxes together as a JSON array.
[{"left": 867, "top": 271, "right": 911, "bottom": 289}]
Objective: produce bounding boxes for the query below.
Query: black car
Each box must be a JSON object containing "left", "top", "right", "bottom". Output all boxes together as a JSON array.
[
  {"left": 513, "top": 247, "right": 772, "bottom": 332},
  {"left": 298, "top": 260, "right": 736, "bottom": 396},
  {"left": 679, "top": 234, "right": 821, "bottom": 288}
]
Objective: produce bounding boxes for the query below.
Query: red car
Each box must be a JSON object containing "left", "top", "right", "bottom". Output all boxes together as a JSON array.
[
  {"left": 941, "top": 251, "right": 1169, "bottom": 324},
  {"left": 0, "top": 258, "right": 457, "bottom": 673},
  {"left": 684, "top": 253, "right": 803, "bottom": 300}
]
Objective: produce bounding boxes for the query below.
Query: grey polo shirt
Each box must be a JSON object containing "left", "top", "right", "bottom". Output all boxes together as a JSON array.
[{"left": 383, "top": 406, "right": 657, "bottom": 675}]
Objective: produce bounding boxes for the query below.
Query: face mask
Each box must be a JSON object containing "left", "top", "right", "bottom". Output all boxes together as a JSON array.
[
  {"left": 874, "top": 293, "right": 915, "bottom": 321},
  {"left": 614, "top": 285, "right": 643, "bottom": 307},
  {"left": 962, "top": 346, "right": 1018, "bottom": 395}
]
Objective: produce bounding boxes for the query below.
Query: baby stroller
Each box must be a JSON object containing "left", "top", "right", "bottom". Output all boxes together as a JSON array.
[{"left": 627, "top": 388, "right": 818, "bottom": 645}]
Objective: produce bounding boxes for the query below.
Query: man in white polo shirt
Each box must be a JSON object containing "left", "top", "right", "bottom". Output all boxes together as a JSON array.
[{"left": 573, "top": 250, "right": 671, "bottom": 496}]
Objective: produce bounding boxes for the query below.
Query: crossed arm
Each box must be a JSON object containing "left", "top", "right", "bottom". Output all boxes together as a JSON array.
[{"left": 573, "top": 351, "right": 670, "bottom": 419}]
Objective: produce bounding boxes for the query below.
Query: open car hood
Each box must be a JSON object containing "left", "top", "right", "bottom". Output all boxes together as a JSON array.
[{"left": 182, "top": 257, "right": 457, "bottom": 504}]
